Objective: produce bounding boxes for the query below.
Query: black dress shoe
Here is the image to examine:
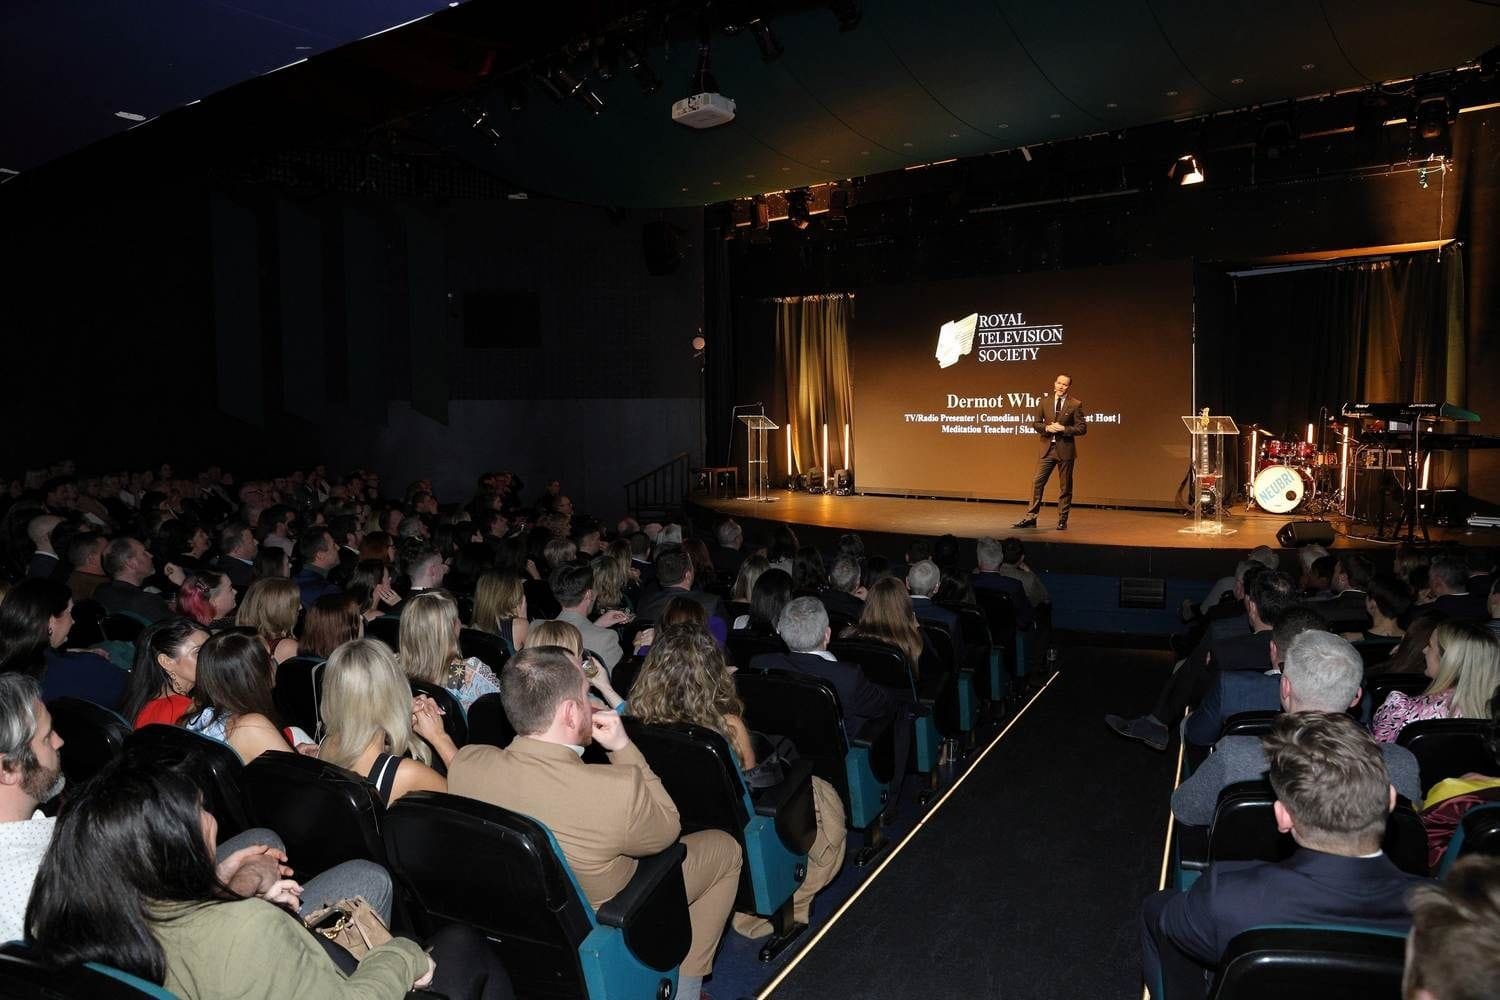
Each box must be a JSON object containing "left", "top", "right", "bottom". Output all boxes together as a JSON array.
[
  {"left": 1013, "top": 517, "right": 1037, "bottom": 528},
  {"left": 1055, "top": 522, "right": 1068, "bottom": 531}
]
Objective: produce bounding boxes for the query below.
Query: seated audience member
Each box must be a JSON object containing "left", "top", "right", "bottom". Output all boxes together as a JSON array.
[
  {"left": 64, "top": 532, "right": 109, "bottom": 602},
  {"left": 1345, "top": 571, "right": 1411, "bottom": 648},
  {"left": 1419, "top": 690, "right": 1500, "bottom": 868},
  {"left": 845, "top": 576, "right": 932, "bottom": 687},
  {"left": 293, "top": 527, "right": 343, "bottom": 608},
  {"left": 0, "top": 674, "right": 66, "bottom": 943},
  {"left": 318, "top": 638, "right": 454, "bottom": 803},
  {"left": 1371, "top": 620, "right": 1500, "bottom": 743},
  {"left": 790, "top": 548, "right": 828, "bottom": 596},
  {"left": 401, "top": 543, "right": 448, "bottom": 597},
  {"left": 447, "top": 646, "right": 740, "bottom": 1000},
  {"left": 628, "top": 532, "right": 656, "bottom": 585},
  {"left": 1310, "top": 552, "right": 1375, "bottom": 630},
  {"left": 524, "top": 620, "right": 628, "bottom": 711},
  {"left": 251, "top": 544, "right": 291, "bottom": 582},
  {"left": 728, "top": 555, "right": 769, "bottom": 614},
  {"left": 1174, "top": 631, "right": 1422, "bottom": 826},
  {"left": 1404, "top": 856, "right": 1500, "bottom": 1000},
  {"left": 94, "top": 536, "right": 172, "bottom": 624},
  {"left": 398, "top": 591, "right": 500, "bottom": 710},
  {"left": 819, "top": 555, "right": 866, "bottom": 622},
  {"left": 0, "top": 578, "right": 126, "bottom": 711},
  {"left": 1303, "top": 554, "right": 1335, "bottom": 599},
  {"left": 176, "top": 570, "right": 237, "bottom": 629},
  {"left": 1108, "top": 570, "right": 1298, "bottom": 751},
  {"left": 906, "top": 559, "right": 965, "bottom": 663},
  {"left": 542, "top": 537, "right": 579, "bottom": 576},
  {"left": 359, "top": 530, "right": 396, "bottom": 565},
  {"left": 25, "top": 515, "right": 67, "bottom": 582},
  {"left": 551, "top": 564, "right": 627, "bottom": 672},
  {"left": 1142, "top": 712, "right": 1427, "bottom": 998},
  {"left": 713, "top": 518, "right": 746, "bottom": 575},
  {"left": 183, "top": 631, "right": 305, "bottom": 761},
  {"left": 1387, "top": 613, "right": 1444, "bottom": 675},
  {"left": 122, "top": 618, "right": 208, "bottom": 729},
  {"left": 735, "top": 565, "right": 790, "bottom": 635},
  {"left": 637, "top": 546, "right": 725, "bottom": 623},
  {"left": 970, "top": 537, "right": 1036, "bottom": 629},
  {"left": 1183, "top": 606, "right": 1328, "bottom": 749},
  {"left": 1429, "top": 553, "right": 1489, "bottom": 622},
  {"left": 1194, "top": 545, "right": 1278, "bottom": 617},
  {"left": 346, "top": 558, "right": 403, "bottom": 621},
  {"left": 24, "top": 753, "right": 513, "bottom": 1000},
  {"left": 683, "top": 539, "right": 718, "bottom": 590},
  {"left": 299, "top": 594, "right": 365, "bottom": 660},
  {"left": 589, "top": 552, "right": 632, "bottom": 615},
  {"left": 631, "top": 624, "right": 847, "bottom": 937},
  {"left": 473, "top": 572, "right": 528, "bottom": 653},
  {"left": 235, "top": 577, "right": 301, "bottom": 664}
]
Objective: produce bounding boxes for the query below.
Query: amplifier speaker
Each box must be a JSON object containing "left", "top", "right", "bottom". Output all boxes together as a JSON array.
[{"left": 1276, "top": 520, "right": 1335, "bottom": 547}]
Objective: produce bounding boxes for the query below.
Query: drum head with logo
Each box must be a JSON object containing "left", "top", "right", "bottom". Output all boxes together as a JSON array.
[{"left": 1252, "top": 464, "right": 1310, "bottom": 514}]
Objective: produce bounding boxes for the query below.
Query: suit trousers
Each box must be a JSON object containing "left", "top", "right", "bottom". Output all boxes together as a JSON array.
[
  {"left": 732, "top": 776, "right": 849, "bottom": 937},
  {"left": 1026, "top": 445, "right": 1074, "bottom": 522},
  {"left": 680, "top": 829, "right": 743, "bottom": 976}
]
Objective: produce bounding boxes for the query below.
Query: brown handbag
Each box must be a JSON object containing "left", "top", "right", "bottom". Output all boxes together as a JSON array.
[{"left": 303, "top": 896, "right": 392, "bottom": 960}]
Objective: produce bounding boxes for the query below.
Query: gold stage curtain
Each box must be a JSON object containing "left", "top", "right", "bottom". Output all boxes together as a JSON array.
[{"left": 775, "top": 294, "right": 854, "bottom": 480}]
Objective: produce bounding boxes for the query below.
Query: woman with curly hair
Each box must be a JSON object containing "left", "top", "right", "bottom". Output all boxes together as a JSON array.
[{"left": 629, "top": 623, "right": 846, "bottom": 938}]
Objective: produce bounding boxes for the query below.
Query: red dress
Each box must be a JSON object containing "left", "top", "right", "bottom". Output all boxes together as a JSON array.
[{"left": 133, "top": 694, "right": 193, "bottom": 730}]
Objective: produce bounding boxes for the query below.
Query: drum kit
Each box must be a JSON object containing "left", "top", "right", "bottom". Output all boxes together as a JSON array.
[{"left": 1244, "top": 430, "right": 1343, "bottom": 515}]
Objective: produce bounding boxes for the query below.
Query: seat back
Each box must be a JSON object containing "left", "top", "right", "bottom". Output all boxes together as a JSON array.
[
  {"left": 829, "top": 638, "right": 916, "bottom": 696},
  {"left": 919, "top": 623, "right": 956, "bottom": 674},
  {"left": 524, "top": 578, "right": 561, "bottom": 620},
  {"left": 1367, "top": 672, "right": 1430, "bottom": 709},
  {"left": 466, "top": 693, "right": 516, "bottom": 749},
  {"left": 0, "top": 951, "right": 178, "bottom": 999},
  {"left": 1208, "top": 925, "right": 1405, "bottom": 999},
  {"left": 1442, "top": 802, "right": 1500, "bottom": 873},
  {"left": 123, "top": 725, "right": 250, "bottom": 838},
  {"left": 610, "top": 655, "right": 644, "bottom": 698},
  {"left": 46, "top": 697, "right": 130, "bottom": 788},
  {"left": 825, "top": 609, "right": 857, "bottom": 636},
  {"left": 1396, "top": 719, "right": 1494, "bottom": 794},
  {"left": 272, "top": 656, "right": 325, "bottom": 737},
  {"left": 726, "top": 629, "right": 788, "bottom": 667},
  {"left": 459, "top": 628, "right": 510, "bottom": 671},
  {"left": 364, "top": 614, "right": 401, "bottom": 651},
  {"left": 1220, "top": 710, "right": 1280, "bottom": 739},
  {"left": 240, "top": 751, "right": 386, "bottom": 880},
  {"left": 973, "top": 589, "right": 1017, "bottom": 646},
  {"left": 65, "top": 599, "right": 106, "bottom": 648},
  {"left": 1353, "top": 641, "right": 1398, "bottom": 672},
  {"left": 99, "top": 613, "right": 146, "bottom": 643},
  {"left": 409, "top": 680, "right": 468, "bottom": 747},
  {"left": 1210, "top": 781, "right": 1429, "bottom": 876}
]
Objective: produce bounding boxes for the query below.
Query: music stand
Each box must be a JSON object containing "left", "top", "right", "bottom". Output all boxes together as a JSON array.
[
  {"left": 1180, "top": 413, "right": 1239, "bottom": 536},
  {"left": 738, "top": 415, "right": 779, "bottom": 501}
]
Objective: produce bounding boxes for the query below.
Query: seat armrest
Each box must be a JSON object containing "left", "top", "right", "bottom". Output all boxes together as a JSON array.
[
  {"left": 852, "top": 714, "right": 897, "bottom": 784},
  {"left": 1177, "top": 823, "right": 1209, "bottom": 871},
  {"left": 597, "top": 844, "right": 692, "bottom": 972},
  {"left": 751, "top": 758, "right": 814, "bottom": 817},
  {"left": 597, "top": 844, "right": 686, "bottom": 928},
  {"left": 752, "top": 759, "right": 817, "bottom": 854}
]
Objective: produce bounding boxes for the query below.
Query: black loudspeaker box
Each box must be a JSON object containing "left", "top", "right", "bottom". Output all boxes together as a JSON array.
[{"left": 1276, "top": 520, "right": 1335, "bottom": 547}]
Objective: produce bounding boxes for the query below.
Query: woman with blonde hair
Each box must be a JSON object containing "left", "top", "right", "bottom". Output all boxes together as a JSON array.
[
  {"left": 234, "top": 577, "right": 300, "bottom": 663},
  {"left": 730, "top": 555, "right": 769, "bottom": 605},
  {"left": 590, "top": 553, "right": 630, "bottom": 614},
  {"left": 398, "top": 590, "right": 500, "bottom": 709},
  {"left": 845, "top": 576, "right": 925, "bottom": 671},
  {"left": 318, "top": 638, "right": 454, "bottom": 805},
  {"left": 1373, "top": 620, "right": 1500, "bottom": 742},
  {"left": 526, "top": 619, "right": 625, "bottom": 711},
  {"left": 472, "top": 572, "right": 528, "bottom": 653},
  {"left": 629, "top": 624, "right": 847, "bottom": 938}
]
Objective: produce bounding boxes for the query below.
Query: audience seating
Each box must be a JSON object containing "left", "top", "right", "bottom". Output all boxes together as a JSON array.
[
  {"left": 45, "top": 697, "right": 129, "bottom": 788},
  {"left": 735, "top": 666, "right": 894, "bottom": 865},
  {"left": 1220, "top": 710, "right": 1279, "bottom": 740},
  {"left": 98, "top": 612, "right": 146, "bottom": 644},
  {"left": 609, "top": 655, "right": 644, "bottom": 698},
  {"left": 384, "top": 791, "right": 690, "bottom": 1000},
  {"left": 124, "top": 725, "right": 251, "bottom": 839},
  {"left": 972, "top": 589, "right": 1022, "bottom": 678},
  {"left": 1204, "top": 926, "right": 1405, "bottom": 999},
  {"left": 1395, "top": 718, "right": 1494, "bottom": 795},
  {"left": 271, "top": 655, "right": 325, "bottom": 738},
  {"left": 409, "top": 679, "right": 469, "bottom": 748},
  {"left": 0, "top": 949, "right": 177, "bottom": 999},
  {"left": 624, "top": 718, "right": 817, "bottom": 962},
  {"left": 726, "top": 630, "right": 788, "bottom": 668},
  {"left": 1366, "top": 672, "right": 1430, "bottom": 712},
  {"left": 829, "top": 637, "right": 941, "bottom": 782},
  {"left": 240, "top": 751, "right": 387, "bottom": 882},
  {"left": 459, "top": 628, "right": 510, "bottom": 671},
  {"left": 1436, "top": 801, "right": 1500, "bottom": 876},
  {"left": 64, "top": 599, "right": 106, "bottom": 648},
  {"left": 466, "top": 693, "right": 516, "bottom": 749},
  {"left": 919, "top": 623, "right": 978, "bottom": 744},
  {"left": 940, "top": 602, "right": 1003, "bottom": 703},
  {"left": 363, "top": 614, "right": 401, "bottom": 651},
  {"left": 1352, "top": 641, "right": 1398, "bottom": 673}
]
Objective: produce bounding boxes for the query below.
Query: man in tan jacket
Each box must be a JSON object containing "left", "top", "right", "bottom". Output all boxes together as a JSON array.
[{"left": 447, "top": 647, "right": 740, "bottom": 1000}]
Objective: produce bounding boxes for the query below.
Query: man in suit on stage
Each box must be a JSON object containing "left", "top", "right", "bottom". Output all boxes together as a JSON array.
[
  {"left": 1014, "top": 373, "right": 1086, "bottom": 531},
  {"left": 1140, "top": 712, "right": 1425, "bottom": 998},
  {"left": 447, "top": 647, "right": 741, "bottom": 1000}
]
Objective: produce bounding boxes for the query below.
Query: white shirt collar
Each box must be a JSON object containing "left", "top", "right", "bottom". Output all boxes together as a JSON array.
[{"left": 805, "top": 649, "right": 837, "bottom": 661}]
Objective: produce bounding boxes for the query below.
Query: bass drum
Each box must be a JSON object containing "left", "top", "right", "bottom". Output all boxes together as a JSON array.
[{"left": 1252, "top": 464, "right": 1315, "bottom": 514}]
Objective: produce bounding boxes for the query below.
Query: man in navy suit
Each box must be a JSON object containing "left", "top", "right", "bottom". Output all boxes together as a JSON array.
[
  {"left": 1183, "top": 606, "right": 1329, "bottom": 748},
  {"left": 1142, "top": 712, "right": 1427, "bottom": 998},
  {"left": 1429, "top": 554, "right": 1489, "bottom": 622},
  {"left": 906, "top": 560, "right": 965, "bottom": 665},
  {"left": 1014, "top": 373, "right": 1087, "bottom": 530}
]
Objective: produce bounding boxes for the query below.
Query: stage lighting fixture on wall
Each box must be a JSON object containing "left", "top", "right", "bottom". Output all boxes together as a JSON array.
[
  {"left": 1410, "top": 92, "right": 1456, "bottom": 157},
  {"left": 1168, "top": 154, "right": 1204, "bottom": 185},
  {"left": 749, "top": 19, "right": 784, "bottom": 61},
  {"left": 787, "top": 189, "right": 811, "bottom": 230},
  {"left": 1257, "top": 117, "right": 1297, "bottom": 160}
]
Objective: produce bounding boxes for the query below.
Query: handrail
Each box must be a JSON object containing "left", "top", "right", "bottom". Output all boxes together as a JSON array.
[{"left": 623, "top": 452, "right": 691, "bottom": 520}]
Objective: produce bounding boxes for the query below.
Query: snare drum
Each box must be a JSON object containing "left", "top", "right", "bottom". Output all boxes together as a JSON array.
[{"left": 1251, "top": 464, "right": 1316, "bottom": 514}]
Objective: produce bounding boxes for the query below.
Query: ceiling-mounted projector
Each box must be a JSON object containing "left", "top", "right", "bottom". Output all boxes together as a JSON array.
[{"left": 672, "top": 92, "right": 736, "bottom": 128}]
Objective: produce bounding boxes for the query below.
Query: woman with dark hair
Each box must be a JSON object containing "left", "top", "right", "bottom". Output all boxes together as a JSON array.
[
  {"left": 471, "top": 572, "right": 528, "bottom": 653},
  {"left": 176, "top": 571, "right": 237, "bottom": 629},
  {"left": 346, "top": 558, "right": 401, "bottom": 621},
  {"left": 0, "top": 578, "right": 127, "bottom": 710},
  {"left": 790, "top": 547, "right": 827, "bottom": 596},
  {"left": 1344, "top": 572, "right": 1410, "bottom": 651},
  {"left": 741, "top": 568, "right": 793, "bottom": 636},
  {"left": 123, "top": 618, "right": 209, "bottom": 729},
  {"left": 681, "top": 538, "right": 716, "bottom": 592},
  {"left": 183, "top": 631, "right": 303, "bottom": 761},
  {"left": 444, "top": 542, "right": 492, "bottom": 598},
  {"left": 299, "top": 594, "right": 364, "bottom": 660},
  {"left": 24, "top": 756, "right": 513, "bottom": 1000},
  {"left": 251, "top": 545, "right": 290, "bottom": 582},
  {"left": 358, "top": 530, "right": 396, "bottom": 565},
  {"left": 845, "top": 576, "right": 927, "bottom": 677}
]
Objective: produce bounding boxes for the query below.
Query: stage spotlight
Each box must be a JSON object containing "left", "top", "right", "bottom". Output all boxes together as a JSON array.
[
  {"left": 1257, "top": 117, "right": 1297, "bottom": 160},
  {"left": 828, "top": 1, "right": 862, "bottom": 31},
  {"left": 787, "top": 189, "right": 812, "bottom": 230},
  {"left": 621, "top": 45, "right": 663, "bottom": 95},
  {"left": 1410, "top": 92, "right": 1455, "bottom": 157},
  {"left": 749, "top": 19, "right": 784, "bottom": 61},
  {"left": 554, "top": 66, "right": 586, "bottom": 98},
  {"left": 1168, "top": 153, "right": 1204, "bottom": 185}
]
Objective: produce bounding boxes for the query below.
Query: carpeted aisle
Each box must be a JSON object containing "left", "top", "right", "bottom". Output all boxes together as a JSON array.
[{"left": 763, "top": 646, "right": 1176, "bottom": 1000}]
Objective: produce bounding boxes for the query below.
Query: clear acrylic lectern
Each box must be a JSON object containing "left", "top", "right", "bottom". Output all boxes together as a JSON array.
[
  {"left": 1179, "top": 412, "right": 1239, "bottom": 536},
  {"left": 739, "top": 415, "right": 779, "bottom": 501}
]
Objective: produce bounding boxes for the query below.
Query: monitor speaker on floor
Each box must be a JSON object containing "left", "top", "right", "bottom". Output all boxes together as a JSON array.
[{"left": 1275, "top": 520, "right": 1335, "bottom": 546}]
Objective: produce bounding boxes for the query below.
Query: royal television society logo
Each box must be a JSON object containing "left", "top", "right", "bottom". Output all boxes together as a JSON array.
[{"left": 935, "top": 311, "right": 1065, "bottom": 367}]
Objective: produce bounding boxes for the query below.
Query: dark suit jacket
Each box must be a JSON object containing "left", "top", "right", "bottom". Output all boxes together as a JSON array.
[
  {"left": 27, "top": 552, "right": 67, "bottom": 583},
  {"left": 711, "top": 545, "right": 745, "bottom": 576},
  {"left": 637, "top": 584, "right": 724, "bottom": 624},
  {"left": 970, "top": 572, "right": 1035, "bottom": 630},
  {"left": 1209, "top": 629, "right": 1273, "bottom": 674},
  {"left": 1030, "top": 395, "right": 1087, "bottom": 460},
  {"left": 94, "top": 581, "right": 171, "bottom": 624},
  {"left": 1145, "top": 849, "right": 1423, "bottom": 990},
  {"left": 217, "top": 556, "right": 255, "bottom": 591},
  {"left": 1308, "top": 589, "right": 1372, "bottom": 631},
  {"left": 750, "top": 650, "right": 895, "bottom": 741},
  {"left": 1434, "top": 591, "right": 1489, "bottom": 622},
  {"left": 818, "top": 588, "right": 865, "bottom": 624},
  {"left": 1184, "top": 669, "right": 1282, "bottom": 747},
  {"left": 910, "top": 596, "right": 965, "bottom": 663},
  {"left": 295, "top": 566, "right": 341, "bottom": 608}
]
